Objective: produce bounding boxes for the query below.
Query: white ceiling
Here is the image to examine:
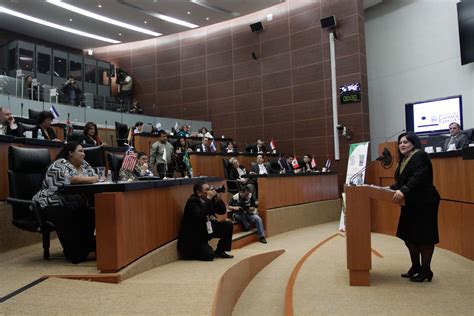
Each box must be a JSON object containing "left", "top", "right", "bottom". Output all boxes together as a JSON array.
[{"left": 0, "top": 0, "right": 382, "bottom": 50}]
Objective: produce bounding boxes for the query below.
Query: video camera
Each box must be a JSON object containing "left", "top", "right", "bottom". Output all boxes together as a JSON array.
[{"left": 210, "top": 185, "right": 226, "bottom": 193}]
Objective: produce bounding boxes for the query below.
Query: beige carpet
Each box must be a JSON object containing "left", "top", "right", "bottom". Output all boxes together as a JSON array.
[
  {"left": 1, "top": 222, "right": 473, "bottom": 315},
  {"left": 233, "top": 224, "right": 474, "bottom": 316}
]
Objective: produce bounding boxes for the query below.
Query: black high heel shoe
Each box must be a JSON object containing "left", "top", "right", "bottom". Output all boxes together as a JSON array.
[
  {"left": 410, "top": 270, "right": 433, "bottom": 282},
  {"left": 401, "top": 266, "right": 421, "bottom": 278}
]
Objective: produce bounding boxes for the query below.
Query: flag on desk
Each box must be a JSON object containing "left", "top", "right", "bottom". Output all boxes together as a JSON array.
[
  {"left": 210, "top": 140, "right": 217, "bottom": 152},
  {"left": 50, "top": 105, "right": 59, "bottom": 119},
  {"left": 325, "top": 159, "right": 332, "bottom": 169},
  {"left": 183, "top": 151, "right": 193, "bottom": 176},
  {"left": 64, "top": 113, "right": 73, "bottom": 139},
  {"left": 122, "top": 148, "right": 137, "bottom": 171},
  {"left": 311, "top": 154, "right": 317, "bottom": 169},
  {"left": 270, "top": 139, "right": 276, "bottom": 151},
  {"left": 291, "top": 155, "right": 300, "bottom": 169}
]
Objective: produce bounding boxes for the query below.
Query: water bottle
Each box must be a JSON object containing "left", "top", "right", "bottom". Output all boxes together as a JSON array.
[
  {"left": 107, "top": 170, "right": 113, "bottom": 183},
  {"left": 37, "top": 128, "right": 44, "bottom": 140}
]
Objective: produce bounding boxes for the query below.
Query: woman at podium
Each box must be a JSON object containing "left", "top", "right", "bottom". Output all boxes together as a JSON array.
[{"left": 390, "top": 132, "right": 440, "bottom": 283}]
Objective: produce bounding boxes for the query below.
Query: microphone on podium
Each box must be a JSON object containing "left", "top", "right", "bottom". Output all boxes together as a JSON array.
[
  {"left": 379, "top": 128, "right": 404, "bottom": 169},
  {"left": 348, "top": 148, "right": 392, "bottom": 186}
]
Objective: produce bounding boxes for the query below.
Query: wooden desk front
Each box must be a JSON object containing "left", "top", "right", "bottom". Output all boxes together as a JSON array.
[
  {"left": 366, "top": 142, "right": 474, "bottom": 260},
  {"left": 92, "top": 178, "right": 225, "bottom": 272}
]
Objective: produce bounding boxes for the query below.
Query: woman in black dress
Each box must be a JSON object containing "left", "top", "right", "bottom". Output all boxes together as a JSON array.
[{"left": 390, "top": 132, "right": 440, "bottom": 282}]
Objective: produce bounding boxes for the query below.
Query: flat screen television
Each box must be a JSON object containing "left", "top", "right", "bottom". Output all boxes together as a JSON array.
[{"left": 405, "top": 95, "right": 463, "bottom": 135}]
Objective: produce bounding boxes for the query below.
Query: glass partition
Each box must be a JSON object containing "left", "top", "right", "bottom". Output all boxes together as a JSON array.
[
  {"left": 19, "top": 48, "right": 34, "bottom": 72},
  {"left": 85, "top": 64, "right": 96, "bottom": 84},
  {"left": 69, "top": 59, "right": 82, "bottom": 80},
  {"left": 98, "top": 66, "right": 110, "bottom": 86},
  {"left": 37, "top": 52, "right": 51, "bottom": 75},
  {"left": 54, "top": 56, "right": 67, "bottom": 78}
]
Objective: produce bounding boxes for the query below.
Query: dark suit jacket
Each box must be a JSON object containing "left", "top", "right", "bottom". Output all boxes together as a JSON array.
[
  {"left": 248, "top": 144, "right": 266, "bottom": 153},
  {"left": 442, "top": 133, "right": 469, "bottom": 151},
  {"left": 390, "top": 150, "right": 440, "bottom": 244},
  {"left": 32, "top": 126, "right": 57, "bottom": 140},
  {"left": 251, "top": 163, "right": 275, "bottom": 175},
  {"left": 5, "top": 122, "right": 26, "bottom": 137},
  {"left": 177, "top": 194, "right": 226, "bottom": 255}
]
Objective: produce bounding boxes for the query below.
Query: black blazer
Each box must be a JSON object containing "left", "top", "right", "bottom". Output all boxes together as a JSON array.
[
  {"left": 32, "top": 126, "right": 57, "bottom": 140},
  {"left": 251, "top": 163, "right": 275, "bottom": 175},
  {"left": 5, "top": 123, "right": 27, "bottom": 137},
  {"left": 177, "top": 194, "right": 226, "bottom": 254}
]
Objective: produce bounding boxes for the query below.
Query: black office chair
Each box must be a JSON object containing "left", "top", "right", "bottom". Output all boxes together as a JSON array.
[
  {"left": 222, "top": 158, "right": 240, "bottom": 195},
  {"left": 67, "top": 129, "right": 83, "bottom": 142},
  {"left": 7, "top": 146, "right": 54, "bottom": 259},
  {"left": 115, "top": 122, "right": 128, "bottom": 147},
  {"left": 245, "top": 143, "right": 255, "bottom": 153},
  {"left": 107, "top": 152, "right": 124, "bottom": 182},
  {"left": 28, "top": 109, "right": 41, "bottom": 120},
  {"left": 84, "top": 146, "right": 105, "bottom": 168}
]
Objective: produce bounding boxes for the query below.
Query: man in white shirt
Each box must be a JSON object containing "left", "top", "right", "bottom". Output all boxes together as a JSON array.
[{"left": 250, "top": 154, "right": 275, "bottom": 175}]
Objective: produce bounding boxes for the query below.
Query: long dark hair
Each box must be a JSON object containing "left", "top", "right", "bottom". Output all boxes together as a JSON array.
[
  {"left": 56, "top": 141, "right": 81, "bottom": 161},
  {"left": 397, "top": 132, "right": 421, "bottom": 157},
  {"left": 83, "top": 122, "right": 98, "bottom": 137}
]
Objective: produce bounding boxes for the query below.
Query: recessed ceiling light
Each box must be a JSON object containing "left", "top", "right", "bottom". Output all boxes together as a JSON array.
[
  {"left": 150, "top": 12, "right": 198, "bottom": 28},
  {"left": 118, "top": 33, "right": 122, "bottom": 36},
  {"left": 46, "top": 0, "right": 161, "bottom": 36},
  {"left": 144, "top": 20, "right": 147, "bottom": 24},
  {"left": 206, "top": 17, "right": 209, "bottom": 20},
  {"left": 98, "top": 4, "right": 102, "bottom": 8},
  {"left": 69, "top": 18, "right": 72, "bottom": 21},
  {"left": 0, "top": 6, "right": 121, "bottom": 43},
  {"left": 187, "top": 11, "right": 191, "bottom": 15}
]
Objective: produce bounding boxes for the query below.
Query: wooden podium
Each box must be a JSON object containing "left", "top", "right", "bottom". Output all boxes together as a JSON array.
[{"left": 345, "top": 185, "right": 403, "bottom": 286}]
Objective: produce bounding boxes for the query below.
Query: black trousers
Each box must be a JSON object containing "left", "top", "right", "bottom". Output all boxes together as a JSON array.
[
  {"left": 157, "top": 163, "right": 175, "bottom": 178},
  {"left": 181, "top": 220, "right": 233, "bottom": 261},
  {"left": 43, "top": 204, "right": 95, "bottom": 264}
]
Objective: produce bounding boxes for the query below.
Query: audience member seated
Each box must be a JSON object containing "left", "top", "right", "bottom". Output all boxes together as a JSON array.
[
  {"left": 223, "top": 141, "right": 237, "bottom": 153},
  {"left": 61, "top": 75, "right": 82, "bottom": 106},
  {"left": 177, "top": 124, "right": 190, "bottom": 137},
  {"left": 129, "top": 99, "right": 144, "bottom": 114},
  {"left": 0, "top": 107, "right": 26, "bottom": 137},
  {"left": 443, "top": 122, "right": 469, "bottom": 151},
  {"left": 197, "top": 127, "right": 213, "bottom": 138},
  {"left": 250, "top": 154, "right": 277, "bottom": 175},
  {"left": 134, "top": 121, "right": 144, "bottom": 134},
  {"left": 174, "top": 137, "right": 192, "bottom": 177},
  {"left": 32, "top": 142, "right": 98, "bottom": 264},
  {"left": 194, "top": 136, "right": 211, "bottom": 153},
  {"left": 228, "top": 157, "right": 255, "bottom": 195},
  {"left": 177, "top": 180, "right": 233, "bottom": 261},
  {"left": 32, "top": 111, "right": 61, "bottom": 141},
  {"left": 78, "top": 122, "right": 103, "bottom": 146},
  {"left": 302, "top": 154, "right": 315, "bottom": 172},
  {"left": 150, "top": 129, "right": 175, "bottom": 178},
  {"left": 228, "top": 185, "right": 266, "bottom": 244},
  {"left": 25, "top": 75, "right": 39, "bottom": 100},
  {"left": 119, "top": 151, "right": 153, "bottom": 181}
]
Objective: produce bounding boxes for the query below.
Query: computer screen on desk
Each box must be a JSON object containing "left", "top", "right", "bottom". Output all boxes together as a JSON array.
[{"left": 405, "top": 95, "right": 463, "bottom": 135}]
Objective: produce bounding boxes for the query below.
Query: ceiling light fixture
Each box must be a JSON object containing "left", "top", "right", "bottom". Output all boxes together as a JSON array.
[
  {"left": 187, "top": 11, "right": 191, "bottom": 15},
  {"left": 206, "top": 17, "right": 209, "bottom": 20},
  {"left": 0, "top": 6, "right": 121, "bottom": 43},
  {"left": 46, "top": 0, "right": 161, "bottom": 36},
  {"left": 98, "top": 4, "right": 102, "bottom": 8}
]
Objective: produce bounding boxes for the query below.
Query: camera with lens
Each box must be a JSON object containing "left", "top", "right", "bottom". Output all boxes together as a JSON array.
[
  {"left": 210, "top": 185, "right": 226, "bottom": 193},
  {"left": 237, "top": 199, "right": 251, "bottom": 212}
]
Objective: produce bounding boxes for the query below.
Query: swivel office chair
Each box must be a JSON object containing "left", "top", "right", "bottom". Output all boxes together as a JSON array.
[{"left": 7, "top": 146, "right": 54, "bottom": 259}]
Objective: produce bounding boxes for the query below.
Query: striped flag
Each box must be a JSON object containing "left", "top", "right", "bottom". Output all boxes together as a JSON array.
[
  {"left": 270, "top": 139, "right": 276, "bottom": 151},
  {"left": 126, "top": 128, "right": 134, "bottom": 147},
  {"left": 122, "top": 148, "right": 137, "bottom": 171},
  {"left": 311, "top": 154, "right": 317, "bottom": 169},
  {"left": 183, "top": 151, "right": 193, "bottom": 176},
  {"left": 210, "top": 140, "right": 217, "bottom": 152},
  {"left": 64, "top": 113, "right": 73, "bottom": 138},
  {"left": 325, "top": 159, "right": 332, "bottom": 169},
  {"left": 50, "top": 105, "right": 59, "bottom": 119}
]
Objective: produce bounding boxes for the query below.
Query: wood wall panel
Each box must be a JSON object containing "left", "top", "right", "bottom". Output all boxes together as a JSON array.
[{"left": 93, "top": 0, "right": 367, "bottom": 192}]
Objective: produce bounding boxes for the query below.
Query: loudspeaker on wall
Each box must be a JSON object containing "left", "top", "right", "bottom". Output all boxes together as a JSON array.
[
  {"left": 320, "top": 16, "right": 337, "bottom": 29},
  {"left": 250, "top": 22, "right": 264, "bottom": 33}
]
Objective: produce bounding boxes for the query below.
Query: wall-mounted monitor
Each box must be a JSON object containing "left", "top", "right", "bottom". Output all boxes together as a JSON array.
[{"left": 405, "top": 95, "right": 463, "bottom": 135}]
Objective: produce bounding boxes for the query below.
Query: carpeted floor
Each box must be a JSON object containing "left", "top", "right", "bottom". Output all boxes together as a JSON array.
[{"left": 1, "top": 222, "right": 473, "bottom": 315}]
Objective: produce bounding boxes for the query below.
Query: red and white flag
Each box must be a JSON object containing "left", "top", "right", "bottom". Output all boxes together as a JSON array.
[
  {"left": 122, "top": 149, "right": 137, "bottom": 171},
  {"left": 311, "top": 156, "right": 317, "bottom": 169},
  {"left": 291, "top": 155, "right": 300, "bottom": 169}
]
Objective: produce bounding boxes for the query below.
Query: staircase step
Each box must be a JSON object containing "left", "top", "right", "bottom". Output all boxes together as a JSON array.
[
  {"left": 232, "top": 221, "right": 244, "bottom": 234},
  {"left": 232, "top": 230, "right": 258, "bottom": 250}
]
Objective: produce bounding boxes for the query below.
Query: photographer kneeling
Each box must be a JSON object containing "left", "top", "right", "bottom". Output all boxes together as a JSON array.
[
  {"left": 178, "top": 181, "right": 234, "bottom": 261},
  {"left": 228, "top": 185, "right": 267, "bottom": 244}
]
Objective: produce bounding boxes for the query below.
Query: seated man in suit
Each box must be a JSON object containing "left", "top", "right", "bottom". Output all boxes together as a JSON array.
[
  {"left": 195, "top": 136, "right": 211, "bottom": 152},
  {"left": 248, "top": 139, "right": 266, "bottom": 154},
  {"left": 228, "top": 185, "right": 267, "bottom": 243},
  {"left": 250, "top": 154, "right": 276, "bottom": 175},
  {"left": 443, "top": 122, "right": 469, "bottom": 151},
  {"left": 178, "top": 180, "right": 233, "bottom": 261},
  {"left": 0, "top": 107, "right": 26, "bottom": 137}
]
